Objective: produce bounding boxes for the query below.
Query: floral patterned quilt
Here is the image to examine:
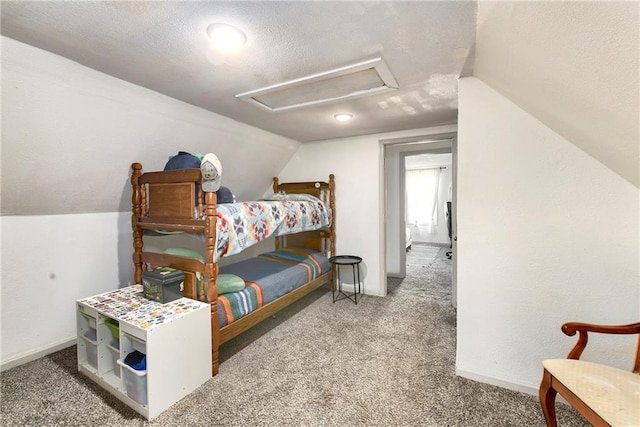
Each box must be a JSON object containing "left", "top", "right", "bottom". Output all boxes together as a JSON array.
[{"left": 214, "top": 195, "right": 330, "bottom": 261}]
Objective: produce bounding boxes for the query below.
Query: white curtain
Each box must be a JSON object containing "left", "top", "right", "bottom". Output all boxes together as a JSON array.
[{"left": 406, "top": 168, "right": 441, "bottom": 234}]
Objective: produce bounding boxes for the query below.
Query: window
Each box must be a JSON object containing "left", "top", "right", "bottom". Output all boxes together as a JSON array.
[{"left": 405, "top": 168, "right": 440, "bottom": 234}]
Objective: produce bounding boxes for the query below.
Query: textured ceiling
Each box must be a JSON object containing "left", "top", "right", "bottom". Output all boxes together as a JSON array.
[{"left": 0, "top": 1, "right": 477, "bottom": 142}]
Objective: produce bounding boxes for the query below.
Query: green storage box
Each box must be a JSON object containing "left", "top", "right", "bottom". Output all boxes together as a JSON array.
[
  {"left": 104, "top": 318, "right": 120, "bottom": 341},
  {"left": 142, "top": 268, "right": 184, "bottom": 303}
]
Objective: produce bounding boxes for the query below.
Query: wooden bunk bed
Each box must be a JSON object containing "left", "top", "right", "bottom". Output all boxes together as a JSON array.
[{"left": 130, "top": 163, "right": 335, "bottom": 376}]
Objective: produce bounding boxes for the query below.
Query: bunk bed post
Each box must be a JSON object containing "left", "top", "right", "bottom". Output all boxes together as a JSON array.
[
  {"left": 131, "top": 163, "right": 144, "bottom": 285},
  {"left": 327, "top": 174, "right": 336, "bottom": 294},
  {"left": 272, "top": 177, "right": 282, "bottom": 251},
  {"left": 204, "top": 190, "right": 220, "bottom": 376},
  {"left": 329, "top": 174, "right": 336, "bottom": 257}
]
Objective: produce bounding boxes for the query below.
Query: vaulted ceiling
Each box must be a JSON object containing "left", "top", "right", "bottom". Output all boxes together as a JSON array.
[
  {"left": 1, "top": 1, "right": 477, "bottom": 143},
  {"left": 473, "top": 1, "right": 638, "bottom": 188},
  {"left": 2, "top": 1, "right": 637, "bottom": 196}
]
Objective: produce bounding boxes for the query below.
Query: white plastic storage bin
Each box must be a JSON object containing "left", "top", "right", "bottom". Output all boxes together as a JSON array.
[
  {"left": 107, "top": 344, "right": 121, "bottom": 378},
  {"left": 81, "top": 330, "right": 98, "bottom": 369},
  {"left": 118, "top": 358, "right": 147, "bottom": 405}
]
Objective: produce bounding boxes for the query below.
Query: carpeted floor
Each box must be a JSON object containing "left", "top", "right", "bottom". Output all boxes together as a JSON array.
[
  {"left": 0, "top": 246, "right": 588, "bottom": 426},
  {"left": 406, "top": 242, "right": 444, "bottom": 267}
]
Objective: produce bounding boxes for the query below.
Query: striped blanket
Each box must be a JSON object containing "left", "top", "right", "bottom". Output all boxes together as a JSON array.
[{"left": 216, "top": 248, "right": 329, "bottom": 328}]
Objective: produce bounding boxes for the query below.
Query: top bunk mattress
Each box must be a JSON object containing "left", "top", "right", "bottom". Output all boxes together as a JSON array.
[
  {"left": 148, "top": 195, "right": 331, "bottom": 261},
  {"left": 216, "top": 195, "right": 331, "bottom": 260}
]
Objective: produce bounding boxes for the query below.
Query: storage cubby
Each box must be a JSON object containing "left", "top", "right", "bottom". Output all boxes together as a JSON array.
[
  {"left": 77, "top": 285, "right": 211, "bottom": 420},
  {"left": 77, "top": 313, "right": 98, "bottom": 370},
  {"left": 118, "top": 357, "right": 148, "bottom": 405},
  {"left": 106, "top": 343, "right": 121, "bottom": 379}
]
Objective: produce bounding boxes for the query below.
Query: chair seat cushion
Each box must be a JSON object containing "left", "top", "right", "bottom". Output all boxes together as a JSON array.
[{"left": 543, "top": 359, "right": 640, "bottom": 426}]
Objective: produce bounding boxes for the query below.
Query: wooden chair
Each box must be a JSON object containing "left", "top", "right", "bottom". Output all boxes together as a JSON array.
[{"left": 539, "top": 321, "right": 640, "bottom": 426}]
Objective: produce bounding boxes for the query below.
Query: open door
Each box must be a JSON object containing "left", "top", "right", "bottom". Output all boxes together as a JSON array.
[{"left": 383, "top": 134, "right": 457, "bottom": 305}]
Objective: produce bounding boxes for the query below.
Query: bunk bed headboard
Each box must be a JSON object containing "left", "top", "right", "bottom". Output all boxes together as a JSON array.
[
  {"left": 272, "top": 176, "right": 331, "bottom": 198},
  {"left": 135, "top": 166, "right": 208, "bottom": 220},
  {"left": 131, "top": 163, "right": 217, "bottom": 295},
  {"left": 272, "top": 174, "right": 336, "bottom": 258}
]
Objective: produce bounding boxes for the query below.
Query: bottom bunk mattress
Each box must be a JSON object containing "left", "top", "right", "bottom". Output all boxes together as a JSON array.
[{"left": 216, "top": 248, "right": 330, "bottom": 328}]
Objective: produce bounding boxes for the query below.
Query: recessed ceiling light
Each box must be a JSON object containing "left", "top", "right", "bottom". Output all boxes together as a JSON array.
[
  {"left": 334, "top": 113, "right": 353, "bottom": 122},
  {"left": 207, "top": 23, "right": 247, "bottom": 52}
]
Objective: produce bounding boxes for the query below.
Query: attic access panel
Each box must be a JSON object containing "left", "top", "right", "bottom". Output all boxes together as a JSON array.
[{"left": 236, "top": 57, "right": 399, "bottom": 112}]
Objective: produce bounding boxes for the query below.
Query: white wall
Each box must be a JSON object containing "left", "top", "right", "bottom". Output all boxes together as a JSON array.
[
  {"left": 474, "top": 1, "right": 639, "bottom": 188},
  {"left": 280, "top": 126, "right": 457, "bottom": 296},
  {"left": 278, "top": 136, "right": 382, "bottom": 296},
  {"left": 0, "top": 37, "right": 300, "bottom": 369},
  {"left": 456, "top": 77, "right": 640, "bottom": 393},
  {"left": 1, "top": 36, "right": 301, "bottom": 215},
  {"left": 1, "top": 213, "right": 133, "bottom": 369},
  {"left": 385, "top": 147, "right": 402, "bottom": 276}
]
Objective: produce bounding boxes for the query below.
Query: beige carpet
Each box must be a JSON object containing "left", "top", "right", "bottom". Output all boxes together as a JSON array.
[
  {"left": 406, "top": 242, "right": 444, "bottom": 267},
  {"left": 0, "top": 246, "right": 587, "bottom": 426}
]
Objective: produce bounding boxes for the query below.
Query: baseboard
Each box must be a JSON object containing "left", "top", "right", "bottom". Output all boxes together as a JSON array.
[
  {"left": 413, "top": 241, "right": 450, "bottom": 247},
  {"left": 362, "top": 290, "right": 383, "bottom": 297},
  {"left": 1, "top": 337, "right": 76, "bottom": 372},
  {"left": 455, "top": 368, "right": 538, "bottom": 396}
]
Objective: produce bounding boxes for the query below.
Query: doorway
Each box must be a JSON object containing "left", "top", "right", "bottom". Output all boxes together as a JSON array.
[
  {"left": 382, "top": 134, "right": 456, "bottom": 304},
  {"left": 404, "top": 153, "right": 452, "bottom": 247},
  {"left": 404, "top": 152, "right": 453, "bottom": 274}
]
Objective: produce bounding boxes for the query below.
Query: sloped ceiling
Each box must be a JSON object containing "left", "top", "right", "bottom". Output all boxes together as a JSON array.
[
  {"left": 1, "top": 36, "right": 303, "bottom": 216},
  {"left": 1, "top": 1, "right": 476, "bottom": 216},
  {"left": 474, "top": 1, "right": 639, "bottom": 188},
  {"left": 0, "top": 1, "right": 477, "bottom": 143},
  {"left": 2, "top": 1, "right": 636, "bottom": 218}
]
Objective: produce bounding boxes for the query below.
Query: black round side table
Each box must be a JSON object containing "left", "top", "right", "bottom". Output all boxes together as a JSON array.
[{"left": 329, "top": 255, "right": 363, "bottom": 304}]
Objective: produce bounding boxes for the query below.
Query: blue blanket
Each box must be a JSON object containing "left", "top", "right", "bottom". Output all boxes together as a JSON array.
[{"left": 216, "top": 248, "right": 329, "bottom": 327}]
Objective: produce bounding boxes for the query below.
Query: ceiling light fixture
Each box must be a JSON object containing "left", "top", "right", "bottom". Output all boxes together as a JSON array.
[
  {"left": 207, "top": 23, "right": 246, "bottom": 52},
  {"left": 334, "top": 113, "right": 353, "bottom": 122}
]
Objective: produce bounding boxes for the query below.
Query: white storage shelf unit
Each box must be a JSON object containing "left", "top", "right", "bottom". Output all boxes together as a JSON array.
[{"left": 77, "top": 285, "right": 211, "bottom": 420}]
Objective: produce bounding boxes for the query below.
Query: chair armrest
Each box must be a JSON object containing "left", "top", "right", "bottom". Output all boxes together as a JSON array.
[{"left": 562, "top": 322, "right": 640, "bottom": 360}]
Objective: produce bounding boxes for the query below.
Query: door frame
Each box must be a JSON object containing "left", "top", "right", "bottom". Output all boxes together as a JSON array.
[{"left": 381, "top": 131, "right": 457, "bottom": 299}]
